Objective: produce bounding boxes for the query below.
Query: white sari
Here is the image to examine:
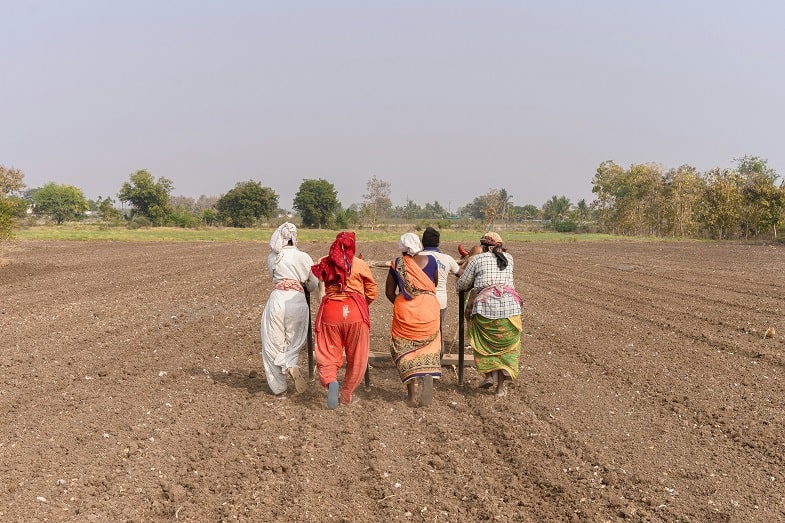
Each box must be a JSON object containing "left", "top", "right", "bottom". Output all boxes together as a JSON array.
[{"left": 260, "top": 241, "right": 318, "bottom": 395}]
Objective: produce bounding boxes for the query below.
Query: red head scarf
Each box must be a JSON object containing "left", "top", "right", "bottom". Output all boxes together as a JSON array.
[{"left": 311, "top": 231, "right": 356, "bottom": 291}]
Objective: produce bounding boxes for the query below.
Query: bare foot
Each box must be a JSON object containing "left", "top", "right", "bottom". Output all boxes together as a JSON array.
[
  {"left": 494, "top": 370, "right": 507, "bottom": 397},
  {"left": 421, "top": 375, "right": 433, "bottom": 406}
]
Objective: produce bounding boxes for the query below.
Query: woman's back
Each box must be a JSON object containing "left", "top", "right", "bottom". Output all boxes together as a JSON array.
[{"left": 461, "top": 251, "right": 514, "bottom": 289}]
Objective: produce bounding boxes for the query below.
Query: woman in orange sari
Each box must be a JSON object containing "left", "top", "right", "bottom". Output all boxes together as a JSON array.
[{"left": 385, "top": 233, "right": 441, "bottom": 407}]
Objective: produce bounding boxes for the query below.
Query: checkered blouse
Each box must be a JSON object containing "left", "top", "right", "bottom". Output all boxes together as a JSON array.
[{"left": 456, "top": 251, "right": 522, "bottom": 319}]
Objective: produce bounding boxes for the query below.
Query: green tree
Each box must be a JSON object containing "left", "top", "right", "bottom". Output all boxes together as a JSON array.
[
  {"left": 478, "top": 190, "right": 504, "bottom": 228},
  {"left": 498, "top": 188, "right": 513, "bottom": 222},
  {"left": 293, "top": 178, "right": 339, "bottom": 228},
  {"left": 734, "top": 155, "right": 781, "bottom": 239},
  {"left": 215, "top": 180, "right": 278, "bottom": 227},
  {"left": 572, "top": 199, "right": 591, "bottom": 226},
  {"left": 774, "top": 182, "right": 785, "bottom": 239},
  {"left": 698, "top": 168, "right": 744, "bottom": 239},
  {"left": 0, "top": 164, "right": 27, "bottom": 241},
  {"left": 335, "top": 206, "right": 359, "bottom": 229},
  {"left": 591, "top": 160, "right": 627, "bottom": 233},
  {"left": 0, "top": 198, "right": 29, "bottom": 241},
  {"left": 662, "top": 165, "right": 704, "bottom": 237},
  {"left": 591, "top": 161, "right": 666, "bottom": 235},
  {"left": 361, "top": 176, "right": 392, "bottom": 229},
  {"left": 117, "top": 169, "right": 174, "bottom": 225},
  {"left": 734, "top": 155, "right": 778, "bottom": 183},
  {"left": 31, "top": 182, "right": 89, "bottom": 224},
  {"left": 458, "top": 197, "right": 482, "bottom": 220},
  {"left": 627, "top": 163, "right": 666, "bottom": 235},
  {"left": 391, "top": 199, "right": 423, "bottom": 221},
  {"left": 96, "top": 196, "right": 122, "bottom": 221},
  {"left": 511, "top": 204, "right": 540, "bottom": 221},
  {"left": 459, "top": 189, "right": 513, "bottom": 225},
  {"left": 201, "top": 208, "right": 217, "bottom": 226},
  {"left": 541, "top": 195, "right": 572, "bottom": 227},
  {"left": 423, "top": 201, "right": 447, "bottom": 219}
]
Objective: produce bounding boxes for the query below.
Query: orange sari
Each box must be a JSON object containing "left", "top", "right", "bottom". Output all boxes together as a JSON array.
[{"left": 389, "top": 256, "right": 442, "bottom": 383}]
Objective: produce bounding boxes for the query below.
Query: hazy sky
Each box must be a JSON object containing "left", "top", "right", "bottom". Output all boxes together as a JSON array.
[{"left": 2, "top": 1, "right": 784, "bottom": 212}]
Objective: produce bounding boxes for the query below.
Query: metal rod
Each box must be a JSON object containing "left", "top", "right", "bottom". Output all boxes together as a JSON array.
[
  {"left": 364, "top": 332, "right": 371, "bottom": 390},
  {"left": 458, "top": 290, "right": 465, "bottom": 386},
  {"left": 305, "top": 289, "right": 314, "bottom": 379}
]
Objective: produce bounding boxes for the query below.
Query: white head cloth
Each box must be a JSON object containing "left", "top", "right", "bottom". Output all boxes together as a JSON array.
[
  {"left": 270, "top": 222, "right": 298, "bottom": 253},
  {"left": 398, "top": 232, "right": 423, "bottom": 256}
]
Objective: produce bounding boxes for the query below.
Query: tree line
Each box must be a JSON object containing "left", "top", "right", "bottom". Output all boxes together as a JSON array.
[
  {"left": 2, "top": 155, "right": 783, "bottom": 241},
  {"left": 0, "top": 168, "right": 566, "bottom": 234},
  {"left": 592, "top": 156, "right": 784, "bottom": 239}
]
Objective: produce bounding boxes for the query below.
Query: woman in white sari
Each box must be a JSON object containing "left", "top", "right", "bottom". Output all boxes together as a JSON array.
[{"left": 260, "top": 222, "right": 319, "bottom": 395}]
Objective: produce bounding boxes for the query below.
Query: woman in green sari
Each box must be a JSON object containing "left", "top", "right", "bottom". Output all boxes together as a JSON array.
[{"left": 456, "top": 232, "right": 523, "bottom": 396}]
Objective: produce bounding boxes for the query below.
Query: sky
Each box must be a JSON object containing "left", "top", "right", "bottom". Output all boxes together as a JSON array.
[{"left": 2, "top": 1, "right": 784, "bottom": 213}]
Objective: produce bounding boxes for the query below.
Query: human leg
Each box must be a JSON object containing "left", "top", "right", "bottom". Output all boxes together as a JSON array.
[
  {"left": 315, "top": 321, "right": 343, "bottom": 406},
  {"left": 494, "top": 370, "right": 507, "bottom": 396},
  {"left": 260, "top": 293, "right": 289, "bottom": 395},
  {"left": 339, "top": 321, "right": 370, "bottom": 405},
  {"left": 327, "top": 381, "right": 339, "bottom": 409},
  {"left": 421, "top": 375, "right": 433, "bottom": 406},
  {"left": 406, "top": 380, "right": 418, "bottom": 405},
  {"left": 281, "top": 292, "right": 310, "bottom": 371},
  {"left": 315, "top": 321, "right": 344, "bottom": 388},
  {"left": 469, "top": 314, "right": 521, "bottom": 389},
  {"left": 439, "top": 307, "right": 446, "bottom": 357},
  {"left": 479, "top": 372, "right": 496, "bottom": 389}
]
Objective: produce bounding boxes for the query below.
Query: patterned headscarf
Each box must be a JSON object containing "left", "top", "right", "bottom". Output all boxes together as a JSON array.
[
  {"left": 269, "top": 222, "right": 298, "bottom": 253},
  {"left": 398, "top": 232, "right": 423, "bottom": 256},
  {"left": 311, "top": 231, "right": 356, "bottom": 291},
  {"left": 480, "top": 231, "right": 503, "bottom": 247},
  {"left": 480, "top": 231, "right": 508, "bottom": 270}
]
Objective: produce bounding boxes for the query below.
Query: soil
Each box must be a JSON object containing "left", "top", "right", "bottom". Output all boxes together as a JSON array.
[{"left": 1, "top": 239, "right": 784, "bottom": 522}]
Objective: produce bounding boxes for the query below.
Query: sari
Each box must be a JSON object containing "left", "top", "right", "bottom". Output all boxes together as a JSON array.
[
  {"left": 389, "top": 255, "right": 442, "bottom": 383},
  {"left": 467, "top": 309, "right": 522, "bottom": 379}
]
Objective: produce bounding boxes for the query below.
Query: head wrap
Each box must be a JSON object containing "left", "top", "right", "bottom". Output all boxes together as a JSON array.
[
  {"left": 480, "top": 231, "right": 503, "bottom": 247},
  {"left": 480, "top": 231, "right": 508, "bottom": 270},
  {"left": 399, "top": 232, "right": 423, "bottom": 256},
  {"left": 269, "top": 222, "right": 298, "bottom": 253},
  {"left": 311, "top": 231, "right": 356, "bottom": 291},
  {"left": 421, "top": 226, "right": 440, "bottom": 248}
]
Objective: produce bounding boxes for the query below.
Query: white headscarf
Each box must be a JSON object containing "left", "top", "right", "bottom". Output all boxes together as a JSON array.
[
  {"left": 270, "top": 222, "right": 298, "bottom": 253},
  {"left": 398, "top": 232, "right": 423, "bottom": 256}
]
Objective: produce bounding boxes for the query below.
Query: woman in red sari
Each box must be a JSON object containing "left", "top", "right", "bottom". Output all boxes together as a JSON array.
[
  {"left": 312, "top": 231, "right": 378, "bottom": 409},
  {"left": 385, "top": 232, "right": 441, "bottom": 407}
]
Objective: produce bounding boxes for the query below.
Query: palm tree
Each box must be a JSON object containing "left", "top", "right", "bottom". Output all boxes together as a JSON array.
[{"left": 542, "top": 195, "right": 572, "bottom": 224}]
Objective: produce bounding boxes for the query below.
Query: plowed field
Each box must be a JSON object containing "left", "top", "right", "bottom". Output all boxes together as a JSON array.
[{"left": 1, "top": 239, "right": 783, "bottom": 522}]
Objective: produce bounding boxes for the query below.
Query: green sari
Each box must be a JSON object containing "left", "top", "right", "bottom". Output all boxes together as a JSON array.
[{"left": 467, "top": 310, "right": 522, "bottom": 379}]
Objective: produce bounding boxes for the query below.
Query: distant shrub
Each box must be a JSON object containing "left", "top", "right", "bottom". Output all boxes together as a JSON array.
[
  {"left": 166, "top": 207, "right": 200, "bottom": 228},
  {"left": 554, "top": 220, "right": 577, "bottom": 233},
  {"left": 127, "top": 216, "right": 153, "bottom": 229}
]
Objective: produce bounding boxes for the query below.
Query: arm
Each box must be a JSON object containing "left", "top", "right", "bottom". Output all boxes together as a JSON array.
[
  {"left": 447, "top": 255, "right": 461, "bottom": 276},
  {"left": 456, "top": 256, "right": 476, "bottom": 292},
  {"left": 266, "top": 252, "right": 276, "bottom": 279},
  {"left": 301, "top": 253, "right": 320, "bottom": 292},
  {"left": 385, "top": 269, "right": 398, "bottom": 304},
  {"left": 354, "top": 258, "right": 378, "bottom": 303},
  {"left": 457, "top": 245, "right": 482, "bottom": 277}
]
